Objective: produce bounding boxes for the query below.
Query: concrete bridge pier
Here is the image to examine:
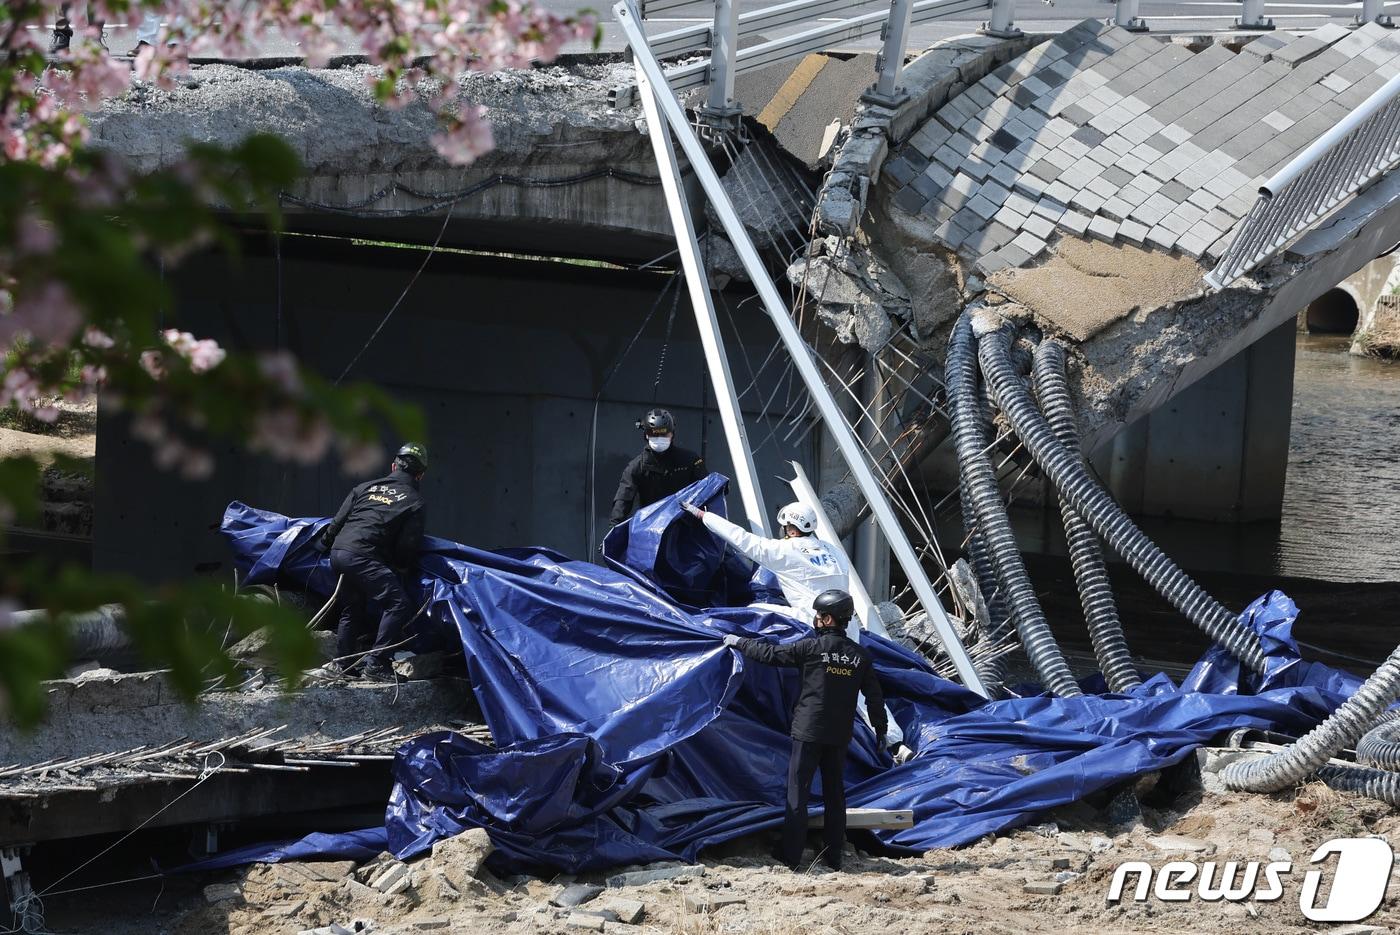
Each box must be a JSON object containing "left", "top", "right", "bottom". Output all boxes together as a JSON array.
[{"left": 1088, "top": 319, "right": 1297, "bottom": 524}]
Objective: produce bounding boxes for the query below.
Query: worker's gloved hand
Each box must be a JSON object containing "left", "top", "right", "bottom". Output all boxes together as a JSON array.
[
  {"left": 314, "top": 531, "right": 331, "bottom": 553},
  {"left": 681, "top": 501, "right": 705, "bottom": 519},
  {"left": 721, "top": 634, "right": 742, "bottom": 648},
  {"left": 892, "top": 742, "right": 914, "bottom": 764}
]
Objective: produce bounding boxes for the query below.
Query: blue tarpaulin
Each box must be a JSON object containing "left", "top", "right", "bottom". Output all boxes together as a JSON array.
[{"left": 207, "top": 474, "right": 1362, "bottom": 873}]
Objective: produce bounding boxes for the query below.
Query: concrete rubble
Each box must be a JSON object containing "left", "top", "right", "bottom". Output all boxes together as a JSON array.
[{"left": 73, "top": 780, "right": 1400, "bottom": 934}]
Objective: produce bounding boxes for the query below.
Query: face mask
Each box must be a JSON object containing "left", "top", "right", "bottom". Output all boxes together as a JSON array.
[{"left": 647, "top": 436, "right": 672, "bottom": 453}]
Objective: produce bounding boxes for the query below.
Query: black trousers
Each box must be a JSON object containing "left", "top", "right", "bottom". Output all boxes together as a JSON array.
[
  {"left": 781, "top": 739, "right": 847, "bottom": 869},
  {"left": 330, "top": 549, "right": 412, "bottom": 665}
]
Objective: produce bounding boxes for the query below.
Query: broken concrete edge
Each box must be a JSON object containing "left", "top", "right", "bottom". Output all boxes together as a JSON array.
[{"left": 815, "top": 30, "right": 1053, "bottom": 239}]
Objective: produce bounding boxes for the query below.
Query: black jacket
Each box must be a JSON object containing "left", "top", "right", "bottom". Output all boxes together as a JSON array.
[
  {"left": 321, "top": 472, "right": 426, "bottom": 570},
  {"left": 734, "top": 628, "right": 886, "bottom": 745},
  {"left": 609, "top": 445, "right": 706, "bottom": 525}
]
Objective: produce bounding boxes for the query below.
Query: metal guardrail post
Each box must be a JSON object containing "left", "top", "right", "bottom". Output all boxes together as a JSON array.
[
  {"left": 1356, "top": 0, "right": 1395, "bottom": 27},
  {"left": 700, "top": 0, "right": 743, "bottom": 131},
  {"left": 1113, "top": 0, "right": 1148, "bottom": 32},
  {"left": 867, "top": 0, "right": 915, "bottom": 105},
  {"left": 635, "top": 63, "right": 770, "bottom": 534},
  {"left": 1237, "top": 0, "right": 1274, "bottom": 30},
  {"left": 982, "top": 0, "right": 1022, "bottom": 39},
  {"left": 615, "top": 0, "right": 991, "bottom": 697}
]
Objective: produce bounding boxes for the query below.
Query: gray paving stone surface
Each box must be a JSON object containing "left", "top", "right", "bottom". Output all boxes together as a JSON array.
[{"left": 886, "top": 19, "right": 1394, "bottom": 273}]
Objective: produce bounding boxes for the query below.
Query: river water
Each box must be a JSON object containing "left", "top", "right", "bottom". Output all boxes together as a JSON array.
[{"left": 1276, "top": 334, "right": 1400, "bottom": 583}]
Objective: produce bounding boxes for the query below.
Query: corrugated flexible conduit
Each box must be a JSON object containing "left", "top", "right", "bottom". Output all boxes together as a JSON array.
[
  {"left": 1031, "top": 341, "right": 1142, "bottom": 693},
  {"left": 1223, "top": 645, "right": 1400, "bottom": 802},
  {"left": 947, "top": 313, "right": 1081, "bottom": 697},
  {"left": 974, "top": 317, "right": 1266, "bottom": 674}
]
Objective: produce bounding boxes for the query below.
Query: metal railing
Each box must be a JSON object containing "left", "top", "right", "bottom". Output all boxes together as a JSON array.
[
  {"left": 1205, "top": 71, "right": 1400, "bottom": 290},
  {"left": 612, "top": 0, "right": 1006, "bottom": 110},
  {"left": 1115, "top": 0, "right": 1395, "bottom": 31}
]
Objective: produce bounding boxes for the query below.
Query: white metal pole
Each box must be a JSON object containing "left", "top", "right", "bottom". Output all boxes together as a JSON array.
[
  {"left": 636, "top": 67, "right": 771, "bottom": 535},
  {"left": 1357, "top": 0, "right": 1394, "bottom": 26},
  {"left": 617, "top": 0, "right": 989, "bottom": 697}
]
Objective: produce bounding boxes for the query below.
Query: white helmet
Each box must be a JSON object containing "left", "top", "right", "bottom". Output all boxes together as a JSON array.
[{"left": 775, "top": 502, "right": 818, "bottom": 535}]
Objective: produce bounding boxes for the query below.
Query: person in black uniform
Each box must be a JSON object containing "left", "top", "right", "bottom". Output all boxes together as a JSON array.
[
  {"left": 722, "top": 589, "right": 887, "bottom": 872},
  {"left": 609, "top": 409, "right": 706, "bottom": 526},
  {"left": 319, "top": 443, "right": 428, "bottom": 681}
]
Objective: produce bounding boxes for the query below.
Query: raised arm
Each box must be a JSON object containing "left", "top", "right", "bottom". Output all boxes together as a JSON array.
[
  {"left": 700, "top": 510, "right": 786, "bottom": 569},
  {"left": 731, "top": 635, "right": 806, "bottom": 668}
]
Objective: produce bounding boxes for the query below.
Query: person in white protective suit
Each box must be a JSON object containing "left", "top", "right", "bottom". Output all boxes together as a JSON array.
[
  {"left": 680, "top": 501, "right": 847, "bottom": 619},
  {"left": 682, "top": 498, "right": 915, "bottom": 764}
]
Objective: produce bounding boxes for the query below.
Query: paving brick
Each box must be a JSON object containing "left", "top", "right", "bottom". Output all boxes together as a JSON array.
[
  {"left": 1059, "top": 210, "right": 1092, "bottom": 236},
  {"left": 1142, "top": 133, "right": 1176, "bottom": 154},
  {"left": 1102, "top": 135, "right": 1135, "bottom": 157},
  {"left": 994, "top": 204, "right": 1028, "bottom": 230},
  {"left": 999, "top": 241, "right": 1032, "bottom": 268},
  {"left": 1186, "top": 188, "right": 1218, "bottom": 211},
  {"left": 1130, "top": 192, "right": 1175, "bottom": 226},
  {"left": 1205, "top": 207, "right": 1237, "bottom": 232},
  {"left": 1022, "top": 213, "right": 1055, "bottom": 240},
  {"left": 967, "top": 192, "right": 1000, "bottom": 220},
  {"left": 1015, "top": 173, "right": 1050, "bottom": 201},
  {"left": 962, "top": 155, "right": 995, "bottom": 181},
  {"left": 932, "top": 143, "right": 962, "bottom": 172},
  {"left": 1117, "top": 219, "right": 1149, "bottom": 245},
  {"left": 911, "top": 171, "right": 946, "bottom": 201},
  {"left": 1100, "top": 196, "right": 1135, "bottom": 222},
  {"left": 1060, "top": 102, "right": 1096, "bottom": 127},
  {"left": 1071, "top": 125, "right": 1107, "bottom": 147},
  {"left": 1260, "top": 110, "right": 1294, "bottom": 132},
  {"left": 1086, "top": 215, "right": 1119, "bottom": 242},
  {"left": 893, "top": 186, "right": 927, "bottom": 216},
  {"left": 1044, "top": 180, "right": 1077, "bottom": 205},
  {"left": 1057, "top": 161, "right": 1102, "bottom": 189},
  {"left": 883, "top": 158, "right": 916, "bottom": 188},
  {"left": 988, "top": 161, "right": 1021, "bottom": 190},
  {"left": 1010, "top": 231, "right": 1048, "bottom": 259},
  {"left": 1146, "top": 223, "right": 1179, "bottom": 251},
  {"left": 964, "top": 82, "right": 997, "bottom": 109},
  {"left": 1114, "top": 152, "right": 1150, "bottom": 175},
  {"left": 1176, "top": 226, "right": 1216, "bottom": 257},
  {"left": 975, "top": 250, "right": 1012, "bottom": 275},
  {"left": 1004, "top": 189, "right": 1038, "bottom": 217},
  {"left": 1033, "top": 198, "right": 1068, "bottom": 222},
  {"left": 965, "top": 220, "right": 1016, "bottom": 255},
  {"left": 1117, "top": 120, "right": 1154, "bottom": 145},
  {"left": 919, "top": 198, "right": 956, "bottom": 224},
  {"left": 1028, "top": 158, "right": 1063, "bottom": 183}
]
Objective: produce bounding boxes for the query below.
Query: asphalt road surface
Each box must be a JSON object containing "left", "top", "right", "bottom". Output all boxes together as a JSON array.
[{"left": 30, "top": 1, "right": 1395, "bottom": 59}]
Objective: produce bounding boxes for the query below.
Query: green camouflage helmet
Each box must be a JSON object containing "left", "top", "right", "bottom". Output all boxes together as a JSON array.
[{"left": 395, "top": 443, "right": 428, "bottom": 473}]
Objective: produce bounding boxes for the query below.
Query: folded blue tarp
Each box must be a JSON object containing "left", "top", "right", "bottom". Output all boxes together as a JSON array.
[{"left": 208, "top": 475, "right": 1363, "bottom": 873}]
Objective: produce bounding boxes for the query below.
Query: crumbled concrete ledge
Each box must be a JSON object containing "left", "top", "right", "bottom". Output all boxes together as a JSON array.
[{"left": 816, "top": 31, "right": 1048, "bottom": 238}]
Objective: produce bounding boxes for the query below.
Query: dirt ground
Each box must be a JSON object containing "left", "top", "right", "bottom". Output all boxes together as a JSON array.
[{"left": 32, "top": 781, "right": 1400, "bottom": 935}]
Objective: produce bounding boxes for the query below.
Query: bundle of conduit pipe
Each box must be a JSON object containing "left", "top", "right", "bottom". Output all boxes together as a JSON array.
[{"left": 947, "top": 306, "right": 1400, "bottom": 806}]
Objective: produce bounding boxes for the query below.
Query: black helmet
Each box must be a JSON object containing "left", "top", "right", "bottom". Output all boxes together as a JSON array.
[
  {"left": 812, "top": 589, "right": 854, "bottom": 622},
  {"left": 639, "top": 409, "right": 675, "bottom": 436},
  {"left": 394, "top": 443, "right": 428, "bottom": 474}
]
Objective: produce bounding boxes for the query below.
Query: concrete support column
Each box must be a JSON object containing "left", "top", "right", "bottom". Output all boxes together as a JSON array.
[
  {"left": 1089, "top": 318, "right": 1297, "bottom": 523},
  {"left": 856, "top": 352, "right": 891, "bottom": 602}
]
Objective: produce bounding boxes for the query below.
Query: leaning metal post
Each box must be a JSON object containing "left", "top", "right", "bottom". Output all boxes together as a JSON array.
[
  {"left": 617, "top": 0, "right": 990, "bottom": 697},
  {"left": 1113, "top": 0, "right": 1147, "bottom": 32},
  {"left": 635, "top": 65, "right": 770, "bottom": 534}
]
